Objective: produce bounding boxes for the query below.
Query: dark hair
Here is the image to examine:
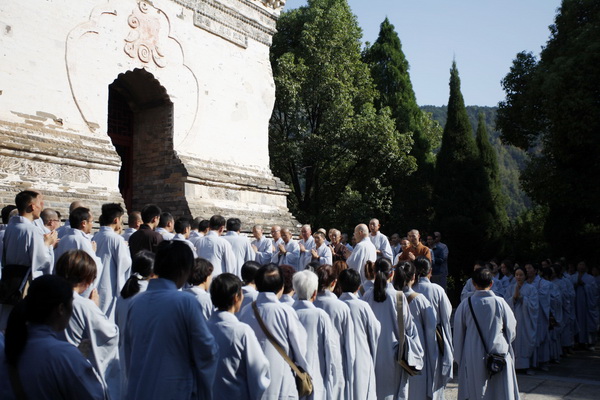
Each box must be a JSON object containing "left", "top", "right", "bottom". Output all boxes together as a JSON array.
[
  {"left": 5, "top": 275, "right": 73, "bottom": 366},
  {"left": 154, "top": 241, "right": 194, "bottom": 283},
  {"left": 174, "top": 217, "right": 191, "bottom": 234},
  {"left": 332, "top": 260, "right": 348, "bottom": 297},
  {"left": 541, "top": 266, "right": 553, "bottom": 280},
  {"left": 373, "top": 258, "right": 394, "bottom": 302},
  {"left": 550, "top": 263, "right": 563, "bottom": 278},
  {"left": 69, "top": 207, "right": 92, "bottom": 230},
  {"left": 2, "top": 204, "right": 17, "bottom": 224},
  {"left": 141, "top": 204, "right": 162, "bottom": 224},
  {"left": 191, "top": 217, "right": 202, "bottom": 230},
  {"left": 15, "top": 190, "right": 39, "bottom": 214},
  {"left": 210, "top": 273, "right": 242, "bottom": 311},
  {"left": 189, "top": 258, "right": 214, "bottom": 285},
  {"left": 241, "top": 261, "right": 261, "bottom": 285},
  {"left": 413, "top": 256, "right": 432, "bottom": 278},
  {"left": 514, "top": 266, "right": 526, "bottom": 276},
  {"left": 40, "top": 208, "right": 58, "bottom": 225},
  {"left": 501, "top": 259, "right": 514, "bottom": 274},
  {"left": 55, "top": 250, "right": 97, "bottom": 287},
  {"left": 393, "top": 262, "right": 415, "bottom": 290},
  {"left": 128, "top": 211, "right": 142, "bottom": 227},
  {"left": 280, "top": 264, "right": 295, "bottom": 295},
  {"left": 158, "top": 212, "right": 174, "bottom": 228},
  {"left": 255, "top": 263, "right": 283, "bottom": 293},
  {"left": 99, "top": 203, "right": 124, "bottom": 226},
  {"left": 199, "top": 219, "right": 210, "bottom": 232},
  {"left": 209, "top": 215, "right": 226, "bottom": 230},
  {"left": 305, "top": 261, "right": 320, "bottom": 272},
  {"left": 473, "top": 267, "right": 493, "bottom": 289},
  {"left": 338, "top": 268, "right": 361, "bottom": 293},
  {"left": 121, "top": 250, "right": 155, "bottom": 299},
  {"left": 364, "top": 260, "right": 376, "bottom": 281},
  {"left": 226, "top": 218, "right": 242, "bottom": 232},
  {"left": 316, "top": 264, "right": 337, "bottom": 292}
]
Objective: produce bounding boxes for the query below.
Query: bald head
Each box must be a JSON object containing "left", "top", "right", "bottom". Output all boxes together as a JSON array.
[
  {"left": 354, "top": 224, "right": 369, "bottom": 242},
  {"left": 281, "top": 228, "right": 292, "bottom": 243},
  {"left": 369, "top": 218, "right": 380, "bottom": 235},
  {"left": 408, "top": 229, "right": 420, "bottom": 246},
  {"left": 69, "top": 201, "right": 83, "bottom": 213}
]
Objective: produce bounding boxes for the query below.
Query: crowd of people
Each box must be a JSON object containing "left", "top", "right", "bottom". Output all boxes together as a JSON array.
[{"left": 0, "top": 189, "right": 597, "bottom": 400}]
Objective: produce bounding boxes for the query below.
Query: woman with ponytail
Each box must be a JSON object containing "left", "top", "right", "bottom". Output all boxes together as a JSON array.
[
  {"left": 362, "top": 258, "right": 424, "bottom": 400},
  {"left": 4, "top": 275, "right": 104, "bottom": 399},
  {"left": 314, "top": 264, "right": 356, "bottom": 399}
]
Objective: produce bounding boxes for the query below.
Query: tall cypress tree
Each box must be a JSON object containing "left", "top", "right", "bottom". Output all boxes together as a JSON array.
[
  {"left": 433, "top": 61, "right": 487, "bottom": 282},
  {"left": 363, "top": 18, "right": 434, "bottom": 231},
  {"left": 476, "top": 113, "right": 508, "bottom": 256}
]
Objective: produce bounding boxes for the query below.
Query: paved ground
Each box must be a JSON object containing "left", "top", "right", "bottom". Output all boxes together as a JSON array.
[{"left": 444, "top": 347, "right": 600, "bottom": 399}]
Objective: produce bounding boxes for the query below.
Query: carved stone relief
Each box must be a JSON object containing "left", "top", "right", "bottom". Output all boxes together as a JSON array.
[
  {"left": 0, "top": 157, "right": 91, "bottom": 183},
  {"left": 124, "top": 1, "right": 167, "bottom": 68}
]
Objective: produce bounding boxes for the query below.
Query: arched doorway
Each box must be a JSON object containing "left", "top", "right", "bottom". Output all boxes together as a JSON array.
[{"left": 107, "top": 69, "right": 185, "bottom": 213}]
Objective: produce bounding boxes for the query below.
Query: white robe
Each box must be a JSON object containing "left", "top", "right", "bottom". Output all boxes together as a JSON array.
[
  {"left": 362, "top": 283, "right": 424, "bottom": 400},
  {"left": 223, "top": 232, "right": 255, "bottom": 275},
  {"left": 530, "top": 275, "right": 552, "bottom": 366},
  {"left": 61, "top": 291, "right": 120, "bottom": 400},
  {"left": 570, "top": 272, "right": 599, "bottom": 345},
  {"left": 454, "top": 290, "right": 519, "bottom": 400},
  {"left": 121, "top": 228, "right": 137, "bottom": 242},
  {"left": 172, "top": 233, "right": 198, "bottom": 257},
  {"left": 193, "top": 231, "right": 236, "bottom": 277},
  {"left": 253, "top": 236, "right": 274, "bottom": 265},
  {"left": 339, "top": 292, "right": 380, "bottom": 400},
  {"left": 155, "top": 227, "right": 175, "bottom": 240},
  {"left": 503, "top": 281, "right": 538, "bottom": 369},
  {"left": 555, "top": 276, "right": 576, "bottom": 347},
  {"left": 124, "top": 278, "right": 218, "bottom": 400},
  {"left": 184, "top": 286, "right": 214, "bottom": 320},
  {"left": 369, "top": 232, "right": 393, "bottom": 261},
  {"left": 292, "top": 300, "right": 343, "bottom": 400},
  {"left": 298, "top": 236, "right": 316, "bottom": 270},
  {"left": 15, "top": 324, "right": 105, "bottom": 400},
  {"left": 2, "top": 215, "right": 53, "bottom": 278},
  {"left": 54, "top": 228, "right": 104, "bottom": 294},
  {"left": 241, "top": 285, "right": 259, "bottom": 311},
  {"left": 346, "top": 238, "right": 377, "bottom": 282},
  {"left": 271, "top": 239, "right": 300, "bottom": 270},
  {"left": 312, "top": 243, "right": 333, "bottom": 266},
  {"left": 238, "top": 292, "right": 309, "bottom": 400},
  {"left": 93, "top": 226, "right": 132, "bottom": 322},
  {"left": 207, "top": 311, "right": 271, "bottom": 400}
]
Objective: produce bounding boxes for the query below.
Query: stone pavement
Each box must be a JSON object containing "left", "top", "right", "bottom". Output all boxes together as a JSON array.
[{"left": 443, "top": 347, "right": 600, "bottom": 399}]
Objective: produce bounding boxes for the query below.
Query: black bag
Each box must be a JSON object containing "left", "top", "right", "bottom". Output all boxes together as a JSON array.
[
  {"left": 0, "top": 264, "right": 31, "bottom": 305},
  {"left": 468, "top": 297, "right": 507, "bottom": 377}
]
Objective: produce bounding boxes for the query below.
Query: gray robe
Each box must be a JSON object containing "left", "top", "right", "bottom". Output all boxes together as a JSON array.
[
  {"left": 223, "top": 232, "right": 255, "bottom": 275},
  {"left": 346, "top": 238, "right": 377, "bottom": 282},
  {"left": 298, "top": 236, "right": 316, "bottom": 270},
  {"left": 253, "top": 236, "right": 274, "bottom": 265},
  {"left": 503, "top": 281, "right": 538, "bottom": 369},
  {"left": 271, "top": 239, "right": 300, "bottom": 270},
  {"left": 184, "top": 286, "right": 214, "bottom": 320},
  {"left": 193, "top": 231, "right": 236, "bottom": 277}
]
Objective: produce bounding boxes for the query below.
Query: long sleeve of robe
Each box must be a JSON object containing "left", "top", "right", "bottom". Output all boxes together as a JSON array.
[
  {"left": 454, "top": 290, "right": 519, "bottom": 400},
  {"left": 253, "top": 236, "right": 274, "bottom": 265},
  {"left": 184, "top": 286, "right": 214, "bottom": 320},
  {"left": 223, "top": 232, "right": 255, "bottom": 275},
  {"left": 571, "top": 272, "right": 599, "bottom": 345},
  {"left": 369, "top": 232, "right": 393, "bottom": 261},
  {"left": 194, "top": 231, "right": 236, "bottom": 277},
  {"left": 346, "top": 238, "right": 377, "bottom": 282},
  {"left": 3, "top": 216, "right": 53, "bottom": 278},
  {"left": 207, "top": 311, "right": 271, "bottom": 400},
  {"left": 503, "top": 282, "right": 538, "bottom": 369},
  {"left": 272, "top": 239, "right": 300, "bottom": 270},
  {"left": 313, "top": 244, "right": 333, "bottom": 266},
  {"left": 298, "top": 236, "right": 316, "bottom": 270}
]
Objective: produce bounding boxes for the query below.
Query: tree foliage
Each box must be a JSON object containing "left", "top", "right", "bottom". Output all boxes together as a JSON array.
[
  {"left": 496, "top": 0, "right": 600, "bottom": 262},
  {"left": 269, "top": 0, "right": 415, "bottom": 231}
]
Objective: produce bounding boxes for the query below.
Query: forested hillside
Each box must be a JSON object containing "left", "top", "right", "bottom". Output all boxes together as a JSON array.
[{"left": 421, "top": 105, "right": 531, "bottom": 218}]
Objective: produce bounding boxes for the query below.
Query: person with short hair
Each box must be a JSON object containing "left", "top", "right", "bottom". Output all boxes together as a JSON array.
[
  {"left": 338, "top": 268, "right": 380, "bottom": 400},
  {"left": 193, "top": 215, "right": 236, "bottom": 277},
  {"left": 328, "top": 229, "right": 351, "bottom": 263},
  {"left": 172, "top": 217, "right": 198, "bottom": 257},
  {"left": 251, "top": 225, "right": 273, "bottom": 265},
  {"left": 240, "top": 260, "right": 261, "bottom": 311},
  {"left": 454, "top": 268, "right": 519, "bottom": 399},
  {"left": 40, "top": 208, "right": 61, "bottom": 233},
  {"left": 570, "top": 261, "right": 599, "bottom": 349},
  {"left": 124, "top": 241, "right": 218, "bottom": 400},
  {"left": 279, "top": 264, "right": 296, "bottom": 305},
  {"left": 121, "top": 211, "right": 142, "bottom": 242},
  {"left": 207, "top": 273, "right": 271, "bottom": 400},
  {"left": 368, "top": 219, "right": 393, "bottom": 261},
  {"left": 292, "top": 270, "right": 343, "bottom": 400},
  {"left": 311, "top": 231, "right": 332, "bottom": 266},
  {"left": 185, "top": 258, "right": 215, "bottom": 320},
  {"left": 223, "top": 218, "right": 254, "bottom": 275},
  {"left": 155, "top": 212, "right": 175, "bottom": 240},
  {"left": 270, "top": 225, "right": 284, "bottom": 251},
  {"left": 346, "top": 224, "right": 377, "bottom": 282},
  {"left": 271, "top": 228, "right": 300, "bottom": 270},
  {"left": 298, "top": 224, "right": 316, "bottom": 270},
  {"left": 56, "top": 201, "right": 83, "bottom": 239},
  {"left": 127, "top": 204, "right": 163, "bottom": 256},
  {"left": 396, "top": 229, "right": 432, "bottom": 263},
  {"left": 189, "top": 216, "right": 203, "bottom": 240},
  {"left": 238, "top": 264, "right": 308, "bottom": 399}
]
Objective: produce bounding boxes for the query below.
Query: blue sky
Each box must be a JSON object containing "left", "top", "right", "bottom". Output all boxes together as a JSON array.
[{"left": 283, "top": 0, "right": 562, "bottom": 106}]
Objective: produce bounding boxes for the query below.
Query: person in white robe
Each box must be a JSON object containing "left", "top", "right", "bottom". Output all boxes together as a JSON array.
[
  {"left": 270, "top": 225, "right": 285, "bottom": 252},
  {"left": 346, "top": 224, "right": 377, "bottom": 282},
  {"left": 271, "top": 228, "right": 300, "bottom": 270},
  {"left": 55, "top": 249, "right": 120, "bottom": 399},
  {"left": 155, "top": 212, "right": 175, "bottom": 240},
  {"left": 571, "top": 261, "right": 600, "bottom": 347},
  {"left": 526, "top": 263, "right": 552, "bottom": 369},
  {"left": 454, "top": 268, "right": 519, "bottom": 400},
  {"left": 238, "top": 264, "right": 309, "bottom": 399},
  {"left": 314, "top": 264, "right": 356, "bottom": 400},
  {"left": 298, "top": 225, "right": 316, "bottom": 270},
  {"left": 223, "top": 218, "right": 254, "bottom": 274},
  {"left": 208, "top": 273, "right": 271, "bottom": 400},
  {"left": 461, "top": 263, "right": 503, "bottom": 300},
  {"left": 362, "top": 258, "right": 424, "bottom": 400},
  {"left": 293, "top": 270, "right": 343, "bottom": 400},
  {"left": 280, "top": 264, "right": 296, "bottom": 306},
  {"left": 4, "top": 275, "right": 105, "bottom": 400},
  {"left": 240, "top": 260, "right": 260, "bottom": 311},
  {"left": 338, "top": 268, "right": 380, "bottom": 400},
  {"left": 503, "top": 266, "right": 538, "bottom": 371},
  {"left": 93, "top": 203, "right": 132, "bottom": 323},
  {"left": 121, "top": 211, "right": 141, "bottom": 242},
  {"left": 172, "top": 217, "right": 199, "bottom": 257},
  {"left": 251, "top": 225, "right": 274, "bottom": 265},
  {"left": 56, "top": 200, "right": 82, "bottom": 239},
  {"left": 394, "top": 262, "right": 439, "bottom": 400},
  {"left": 542, "top": 267, "right": 563, "bottom": 363},
  {"left": 410, "top": 257, "right": 453, "bottom": 399},
  {"left": 499, "top": 260, "right": 516, "bottom": 295},
  {"left": 184, "top": 258, "right": 214, "bottom": 320},
  {"left": 311, "top": 232, "right": 332, "bottom": 266},
  {"left": 193, "top": 215, "right": 236, "bottom": 277},
  {"left": 552, "top": 264, "right": 575, "bottom": 350},
  {"left": 368, "top": 219, "right": 393, "bottom": 261},
  {"left": 124, "top": 241, "right": 218, "bottom": 400}
]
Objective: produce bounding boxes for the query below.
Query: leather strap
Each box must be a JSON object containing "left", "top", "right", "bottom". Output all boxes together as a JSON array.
[
  {"left": 396, "top": 291, "right": 405, "bottom": 354},
  {"left": 468, "top": 296, "right": 490, "bottom": 354}
]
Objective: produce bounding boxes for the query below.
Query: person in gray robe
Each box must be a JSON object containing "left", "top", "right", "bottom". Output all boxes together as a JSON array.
[
  {"left": 368, "top": 219, "right": 393, "bottom": 261},
  {"left": 526, "top": 263, "right": 552, "bottom": 369},
  {"left": 251, "top": 225, "right": 274, "bottom": 265},
  {"left": 454, "top": 268, "right": 519, "bottom": 400},
  {"left": 208, "top": 273, "right": 271, "bottom": 400},
  {"left": 240, "top": 260, "right": 261, "bottom": 311},
  {"left": 298, "top": 225, "right": 316, "bottom": 270},
  {"left": 223, "top": 218, "right": 255, "bottom": 274},
  {"left": 193, "top": 215, "right": 236, "bottom": 277},
  {"left": 184, "top": 258, "right": 214, "bottom": 320},
  {"left": 570, "top": 261, "right": 599, "bottom": 347},
  {"left": 346, "top": 224, "right": 377, "bottom": 282},
  {"left": 311, "top": 232, "right": 333, "bottom": 266},
  {"left": 338, "top": 268, "right": 380, "bottom": 400},
  {"left": 271, "top": 228, "right": 300, "bottom": 270},
  {"left": 292, "top": 270, "right": 343, "bottom": 400}
]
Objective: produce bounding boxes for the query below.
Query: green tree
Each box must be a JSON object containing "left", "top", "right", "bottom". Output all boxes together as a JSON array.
[
  {"left": 363, "top": 18, "right": 436, "bottom": 231},
  {"left": 497, "top": 0, "right": 600, "bottom": 262},
  {"left": 433, "top": 61, "right": 488, "bottom": 278},
  {"left": 269, "top": 0, "right": 415, "bottom": 231}
]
